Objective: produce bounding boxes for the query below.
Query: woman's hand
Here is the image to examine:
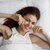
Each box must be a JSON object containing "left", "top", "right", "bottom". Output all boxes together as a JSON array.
[
  {"left": 10, "top": 14, "right": 26, "bottom": 25},
  {"left": 33, "top": 26, "right": 45, "bottom": 34}
]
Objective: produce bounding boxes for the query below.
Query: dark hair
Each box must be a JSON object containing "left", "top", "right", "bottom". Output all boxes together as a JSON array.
[
  {"left": 3, "top": 6, "right": 40, "bottom": 29},
  {"left": 16, "top": 6, "right": 40, "bottom": 20}
]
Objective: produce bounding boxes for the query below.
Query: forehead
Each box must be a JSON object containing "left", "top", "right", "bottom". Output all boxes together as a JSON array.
[{"left": 23, "top": 14, "right": 37, "bottom": 22}]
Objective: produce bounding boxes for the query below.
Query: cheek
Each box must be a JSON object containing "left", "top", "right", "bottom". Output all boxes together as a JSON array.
[
  {"left": 32, "top": 25, "right": 35, "bottom": 28},
  {"left": 24, "top": 21, "right": 29, "bottom": 25},
  {"left": 21, "top": 24, "right": 25, "bottom": 28}
]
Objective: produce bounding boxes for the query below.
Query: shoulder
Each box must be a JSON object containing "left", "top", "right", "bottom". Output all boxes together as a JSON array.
[
  {"left": 29, "top": 34, "right": 43, "bottom": 43},
  {"left": 3, "top": 25, "right": 12, "bottom": 39},
  {"left": 0, "top": 24, "right": 12, "bottom": 31},
  {"left": 5, "top": 26, "right": 12, "bottom": 39},
  {"left": 0, "top": 23, "right": 12, "bottom": 39}
]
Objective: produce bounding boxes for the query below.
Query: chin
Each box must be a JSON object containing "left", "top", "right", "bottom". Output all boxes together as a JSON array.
[{"left": 23, "top": 28, "right": 30, "bottom": 33}]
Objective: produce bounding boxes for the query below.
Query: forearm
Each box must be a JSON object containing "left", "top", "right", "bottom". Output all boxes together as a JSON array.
[
  {"left": 0, "top": 13, "right": 12, "bottom": 18},
  {"left": 34, "top": 36, "right": 50, "bottom": 50},
  {"left": 0, "top": 24, "right": 7, "bottom": 38},
  {"left": 43, "top": 32, "right": 50, "bottom": 44},
  {"left": 0, "top": 23, "right": 5, "bottom": 33}
]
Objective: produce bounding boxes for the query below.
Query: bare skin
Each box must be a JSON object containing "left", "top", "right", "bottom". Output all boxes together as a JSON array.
[{"left": 0, "top": 13, "right": 50, "bottom": 50}]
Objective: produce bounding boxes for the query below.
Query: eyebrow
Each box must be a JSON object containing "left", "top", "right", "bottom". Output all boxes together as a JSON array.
[
  {"left": 27, "top": 18, "right": 36, "bottom": 23},
  {"left": 27, "top": 18, "right": 30, "bottom": 21}
]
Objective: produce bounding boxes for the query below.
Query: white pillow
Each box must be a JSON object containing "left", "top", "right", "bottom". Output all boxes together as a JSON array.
[
  {"left": 0, "top": 0, "right": 23, "bottom": 2},
  {"left": 25, "top": 0, "right": 50, "bottom": 41},
  {"left": 0, "top": 0, "right": 9, "bottom": 2},
  {"left": 0, "top": 0, "right": 27, "bottom": 24},
  {"left": 49, "top": 0, "right": 50, "bottom": 23}
]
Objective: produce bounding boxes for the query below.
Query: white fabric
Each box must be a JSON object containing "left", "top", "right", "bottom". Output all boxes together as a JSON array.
[
  {"left": 0, "top": 44, "right": 46, "bottom": 50},
  {"left": 0, "top": 0, "right": 27, "bottom": 24},
  {"left": 0, "top": 0, "right": 27, "bottom": 14},
  {"left": 0, "top": 0, "right": 9, "bottom": 2},
  {"left": 0, "top": 0, "right": 23, "bottom": 2},
  {"left": 49, "top": 0, "right": 50, "bottom": 28},
  {"left": 2, "top": 27, "right": 32, "bottom": 46},
  {"left": 0, "top": 0, "right": 50, "bottom": 48},
  {"left": 0, "top": 37, "right": 3, "bottom": 47}
]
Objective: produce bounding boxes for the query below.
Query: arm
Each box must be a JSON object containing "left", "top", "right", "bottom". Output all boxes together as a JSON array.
[
  {"left": 0, "top": 23, "right": 12, "bottom": 39},
  {"left": 42, "top": 32, "right": 50, "bottom": 44},
  {"left": 30, "top": 34, "right": 50, "bottom": 50},
  {"left": 0, "top": 13, "right": 12, "bottom": 36},
  {"left": 0, "top": 13, "right": 24, "bottom": 25},
  {"left": 0, "top": 13, "right": 12, "bottom": 18},
  {"left": 33, "top": 26, "right": 50, "bottom": 44}
]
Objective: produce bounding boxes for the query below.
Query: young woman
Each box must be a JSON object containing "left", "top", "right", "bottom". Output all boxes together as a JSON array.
[{"left": 0, "top": 6, "right": 50, "bottom": 50}]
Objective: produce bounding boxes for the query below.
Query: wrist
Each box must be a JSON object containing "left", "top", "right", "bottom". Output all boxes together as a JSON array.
[
  {"left": 42, "top": 31, "right": 46, "bottom": 35},
  {"left": 9, "top": 14, "right": 13, "bottom": 19}
]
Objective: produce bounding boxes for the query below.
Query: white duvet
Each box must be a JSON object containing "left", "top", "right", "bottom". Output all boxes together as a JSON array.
[{"left": 0, "top": 44, "right": 46, "bottom": 50}]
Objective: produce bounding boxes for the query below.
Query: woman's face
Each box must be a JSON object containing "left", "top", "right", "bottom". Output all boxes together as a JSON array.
[{"left": 20, "top": 14, "right": 37, "bottom": 32}]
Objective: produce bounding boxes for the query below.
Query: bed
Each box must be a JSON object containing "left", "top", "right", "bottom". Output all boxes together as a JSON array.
[{"left": 0, "top": 0, "right": 50, "bottom": 50}]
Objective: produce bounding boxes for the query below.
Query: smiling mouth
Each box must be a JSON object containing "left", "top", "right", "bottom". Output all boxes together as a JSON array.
[{"left": 24, "top": 25, "right": 30, "bottom": 30}]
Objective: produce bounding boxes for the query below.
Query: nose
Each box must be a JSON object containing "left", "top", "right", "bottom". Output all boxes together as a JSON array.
[
  {"left": 29, "top": 22, "right": 31, "bottom": 27},
  {"left": 26, "top": 22, "right": 32, "bottom": 28}
]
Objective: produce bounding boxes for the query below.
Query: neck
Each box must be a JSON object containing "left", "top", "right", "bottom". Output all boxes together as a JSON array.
[{"left": 16, "top": 26, "right": 26, "bottom": 36}]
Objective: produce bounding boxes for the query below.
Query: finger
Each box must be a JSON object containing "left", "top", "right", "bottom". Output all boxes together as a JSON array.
[
  {"left": 19, "top": 16, "right": 23, "bottom": 25},
  {"left": 15, "top": 16, "right": 19, "bottom": 21},
  {"left": 37, "top": 27, "right": 42, "bottom": 33},
  {"left": 22, "top": 21, "right": 23, "bottom": 25},
  {"left": 33, "top": 29, "right": 35, "bottom": 34},
  {"left": 22, "top": 19, "right": 24, "bottom": 25},
  {"left": 19, "top": 21, "right": 22, "bottom": 25},
  {"left": 33, "top": 27, "right": 35, "bottom": 34},
  {"left": 23, "top": 19, "right": 25, "bottom": 25},
  {"left": 16, "top": 16, "right": 19, "bottom": 20},
  {"left": 33, "top": 28, "right": 36, "bottom": 34},
  {"left": 18, "top": 22, "right": 20, "bottom": 25},
  {"left": 18, "top": 17, "right": 22, "bottom": 25},
  {"left": 34, "top": 27, "right": 37, "bottom": 34},
  {"left": 37, "top": 27, "right": 39, "bottom": 32},
  {"left": 34, "top": 26, "right": 39, "bottom": 34},
  {"left": 35, "top": 26, "right": 40, "bottom": 33},
  {"left": 36, "top": 27, "right": 41, "bottom": 33},
  {"left": 39, "top": 28, "right": 42, "bottom": 31},
  {"left": 18, "top": 20, "right": 21, "bottom": 25},
  {"left": 35, "top": 27, "right": 38, "bottom": 33},
  {"left": 20, "top": 20, "right": 22, "bottom": 25},
  {"left": 22, "top": 20, "right": 25, "bottom": 25},
  {"left": 16, "top": 19, "right": 19, "bottom": 21}
]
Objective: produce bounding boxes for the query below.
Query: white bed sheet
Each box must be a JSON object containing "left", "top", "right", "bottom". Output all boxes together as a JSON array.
[{"left": 0, "top": 44, "right": 46, "bottom": 50}]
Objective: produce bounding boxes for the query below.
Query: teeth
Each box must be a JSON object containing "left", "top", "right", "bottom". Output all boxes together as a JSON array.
[
  {"left": 25, "top": 25, "right": 30, "bottom": 29},
  {"left": 26, "top": 27, "right": 29, "bottom": 29}
]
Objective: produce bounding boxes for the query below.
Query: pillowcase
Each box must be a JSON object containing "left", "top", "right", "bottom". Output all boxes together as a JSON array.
[
  {"left": 0, "top": 0, "right": 9, "bottom": 2},
  {"left": 0, "top": 0, "right": 27, "bottom": 24},
  {"left": 0, "top": 0, "right": 23, "bottom": 2},
  {"left": 26, "top": 0, "right": 50, "bottom": 41},
  {"left": 49, "top": 0, "right": 50, "bottom": 23}
]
